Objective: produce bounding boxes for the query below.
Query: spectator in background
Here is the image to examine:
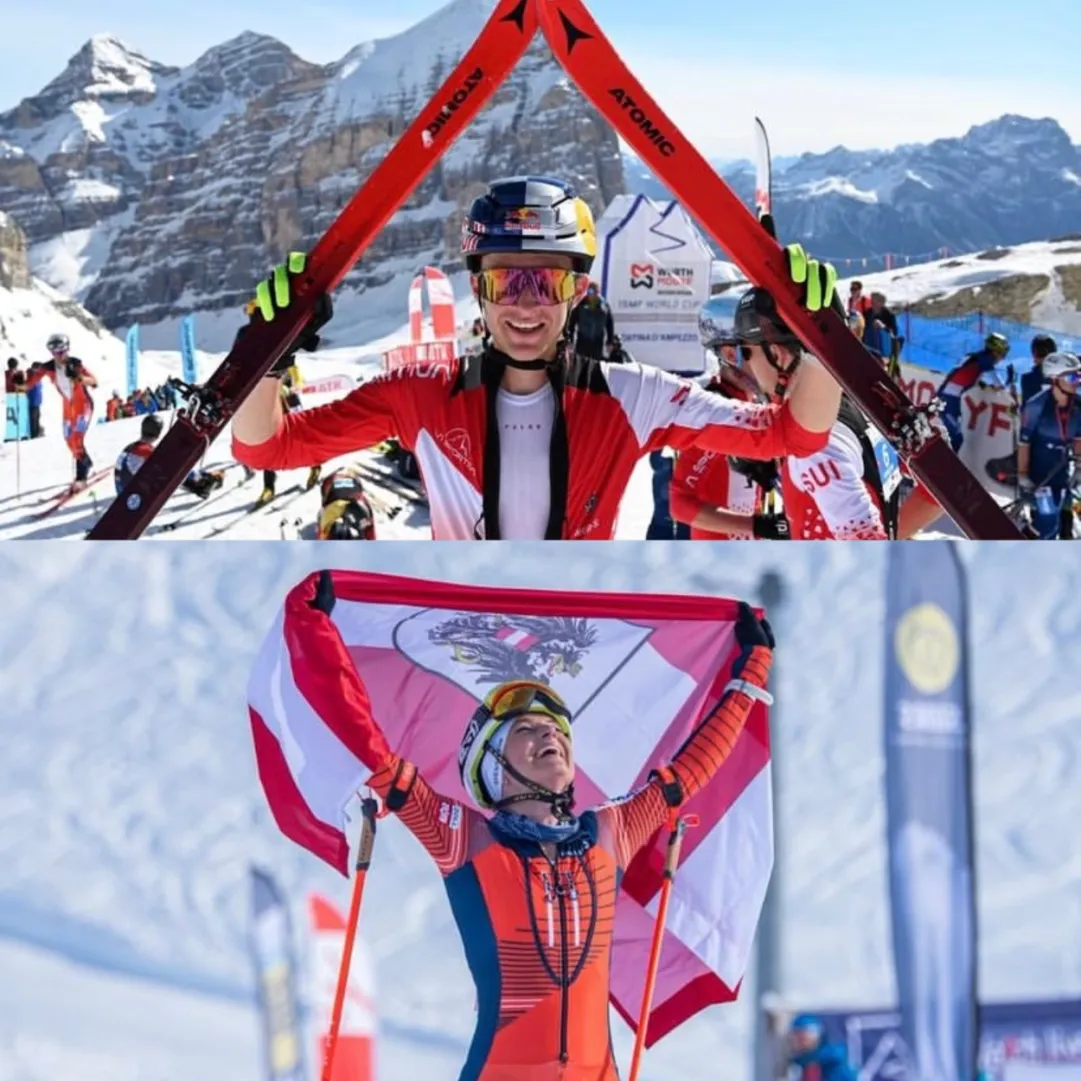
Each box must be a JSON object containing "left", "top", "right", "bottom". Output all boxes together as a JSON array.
[
  {"left": 1022, "top": 333, "right": 1057, "bottom": 407},
  {"left": 861, "top": 291, "right": 899, "bottom": 366},
  {"left": 567, "top": 280, "right": 615, "bottom": 360},
  {"left": 867, "top": 291, "right": 898, "bottom": 337},
  {"left": 106, "top": 391, "right": 123, "bottom": 421},
  {"left": 26, "top": 362, "right": 43, "bottom": 437},
  {"left": 847, "top": 280, "right": 872, "bottom": 316},
  {"left": 787, "top": 1014, "right": 857, "bottom": 1081},
  {"left": 847, "top": 310, "right": 866, "bottom": 341},
  {"left": 5, "top": 357, "right": 22, "bottom": 393}
]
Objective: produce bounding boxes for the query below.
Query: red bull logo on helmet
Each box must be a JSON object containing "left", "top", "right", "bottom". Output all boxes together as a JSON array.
[{"left": 503, "top": 207, "right": 543, "bottom": 234}]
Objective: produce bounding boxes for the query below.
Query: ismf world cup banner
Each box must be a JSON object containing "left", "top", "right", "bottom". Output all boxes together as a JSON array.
[{"left": 595, "top": 195, "right": 713, "bottom": 373}]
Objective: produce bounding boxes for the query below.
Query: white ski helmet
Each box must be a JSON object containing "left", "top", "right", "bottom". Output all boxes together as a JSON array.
[
  {"left": 458, "top": 679, "right": 573, "bottom": 812},
  {"left": 1043, "top": 351, "right": 1081, "bottom": 381},
  {"left": 47, "top": 333, "right": 70, "bottom": 353}
]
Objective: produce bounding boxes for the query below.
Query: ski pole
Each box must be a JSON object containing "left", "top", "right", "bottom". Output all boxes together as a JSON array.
[
  {"left": 628, "top": 811, "right": 697, "bottom": 1081},
  {"left": 14, "top": 408, "right": 21, "bottom": 497},
  {"left": 321, "top": 795, "right": 380, "bottom": 1081}
]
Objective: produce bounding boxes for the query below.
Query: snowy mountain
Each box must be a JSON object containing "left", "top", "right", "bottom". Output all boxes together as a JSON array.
[
  {"left": 0, "top": 0, "right": 623, "bottom": 330},
  {"left": 626, "top": 115, "right": 1081, "bottom": 261},
  {"left": 0, "top": 212, "right": 125, "bottom": 371},
  {"left": 0, "top": 544, "right": 1079, "bottom": 1081}
]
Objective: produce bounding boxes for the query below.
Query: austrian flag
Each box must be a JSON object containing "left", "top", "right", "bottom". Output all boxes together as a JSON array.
[{"left": 247, "top": 569, "right": 774, "bottom": 1041}]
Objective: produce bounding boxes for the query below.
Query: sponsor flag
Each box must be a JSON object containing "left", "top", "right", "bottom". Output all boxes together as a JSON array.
[
  {"left": 180, "top": 315, "right": 198, "bottom": 384},
  {"left": 250, "top": 867, "right": 306, "bottom": 1081},
  {"left": 884, "top": 544, "right": 977, "bottom": 1081},
  {"left": 125, "top": 324, "right": 140, "bottom": 397}
]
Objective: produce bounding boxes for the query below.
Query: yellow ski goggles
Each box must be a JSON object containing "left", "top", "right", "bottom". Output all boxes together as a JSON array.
[{"left": 486, "top": 680, "right": 573, "bottom": 733}]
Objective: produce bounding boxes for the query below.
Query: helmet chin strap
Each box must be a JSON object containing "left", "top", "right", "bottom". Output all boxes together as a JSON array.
[
  {"left": 762, "top": 342, "right": 800, "bottom": 402},
  {"left": 486, "top": 745, "right": 576, "bottom": 822}
]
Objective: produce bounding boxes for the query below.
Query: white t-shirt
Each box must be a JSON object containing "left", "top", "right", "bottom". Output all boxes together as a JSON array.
[{"left": 495, "top": 383, "right": 555, "bottom": 538}]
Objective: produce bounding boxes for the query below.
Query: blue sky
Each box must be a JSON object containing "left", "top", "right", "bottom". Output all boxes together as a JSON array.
[{"left": 2, "top": 0, "right": 1079, "bottom": 158}]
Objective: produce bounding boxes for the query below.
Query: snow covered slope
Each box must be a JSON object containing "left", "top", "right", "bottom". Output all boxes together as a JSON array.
[
  {"left": 843, "top": 237, "right": 1081, "bottom": 338},
  {"left": 0, "top": 545, "right": 1079, "bottom": 1081}
]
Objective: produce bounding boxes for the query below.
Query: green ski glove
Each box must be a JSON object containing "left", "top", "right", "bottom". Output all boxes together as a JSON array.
[
  {"left": 243, "top": 252, "right": 334, "bottom": 375},
  {"left": 251, "top": 251, "right": 310, "bottom": 322},
  {"left": 784, "top": 243, "right": 845, "bottom": 318}
]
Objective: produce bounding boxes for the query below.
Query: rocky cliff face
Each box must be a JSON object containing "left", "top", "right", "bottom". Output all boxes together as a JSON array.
[
  {"left": 0, "top": 0, "right": 624, "bottom": 329},
  {"left": 0, "top": 212, "right": 31, "bottom": 290}
]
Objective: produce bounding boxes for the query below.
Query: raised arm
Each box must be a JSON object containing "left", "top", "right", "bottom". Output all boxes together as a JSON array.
[
  {"left": 367, "top": 755, "right": 479, "bottom": 877},
  {"left": 598, "top": 603, "right": 774, "bottom": 868},
  {"left": 285, "top": 570, "right": 480, "bottom": 875}
]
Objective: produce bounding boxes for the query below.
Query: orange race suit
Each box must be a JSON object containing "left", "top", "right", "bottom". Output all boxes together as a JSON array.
[
  {"left": 25, "top": 357, "right": 96, "bottom": 480},
  {"left": 364, "top": 646, "right": 772, "bottom": 1081}
]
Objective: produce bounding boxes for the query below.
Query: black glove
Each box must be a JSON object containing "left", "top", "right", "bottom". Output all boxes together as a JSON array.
[
  {"left": 730, "top": 457, "right": 781, "bottom": 491},
  {"left": 752, "top": 512, "right": 791, "bottom": 540},
  {"left": 731, "top": 601, "right": 775, "bottom": 681}
]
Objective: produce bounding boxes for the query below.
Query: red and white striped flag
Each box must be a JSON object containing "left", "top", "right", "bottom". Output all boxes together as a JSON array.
[
  {"left": 248, "top": 570, "right": 773, "bottom": 1042},
  {"left": 407, "top": 266, "right": 456, "bottom": 343},
  {"left": 308, "top": 893, "right": 375, "bottom": 1081}
]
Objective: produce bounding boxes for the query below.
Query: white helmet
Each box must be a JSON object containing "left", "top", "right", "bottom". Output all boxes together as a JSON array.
[
  {"left": 1043, "top": 351, "right": 1081, "bottom": 380},
  {"left": 458, "top": 680, "right": 573, "bottom": 815},
  {"left": 47, "top": 333, "right": 70, "bottom": 353}
]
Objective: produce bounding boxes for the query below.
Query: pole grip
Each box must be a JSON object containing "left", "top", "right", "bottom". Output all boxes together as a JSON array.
[{"left": 355, "top": 796, "right": 378, "bottom": 872}]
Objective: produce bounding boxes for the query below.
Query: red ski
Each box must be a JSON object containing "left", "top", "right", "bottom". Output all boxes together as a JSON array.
[
  {"left": 535, "top": 0, "right": 1018, "bottom": 539},
  {"left": 87, "top": 0, "right": 537, "bottom": 539},
  {"left": 31, "top": 467, "right": 113, "bottom": 521}
]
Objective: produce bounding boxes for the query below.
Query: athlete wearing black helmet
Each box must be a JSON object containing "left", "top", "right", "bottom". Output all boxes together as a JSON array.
[
  {"left": 727, "top": 283, "right": 922, "bottom": 539},
  {"left": 115, "top": 413, "right": 224, "bottom": 500},
  {"left": 1021, "top": 333, "right": 1058, "bottom": 407},
  {"left": 233, "top": 176, "right": 843, "bottom": 539}
]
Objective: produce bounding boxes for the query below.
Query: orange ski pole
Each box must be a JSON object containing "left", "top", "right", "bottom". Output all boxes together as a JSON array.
[
  {"left": 628, "top": 811, "right": 695, "bottom": 1081},
  {"left": 321, "top": 795, "right": 379, "bottom": 1081}
]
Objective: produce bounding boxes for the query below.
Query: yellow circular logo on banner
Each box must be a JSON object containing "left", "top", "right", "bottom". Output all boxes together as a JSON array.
[{"left": 894, "top": 602, "right": 959, "bottom": 695}]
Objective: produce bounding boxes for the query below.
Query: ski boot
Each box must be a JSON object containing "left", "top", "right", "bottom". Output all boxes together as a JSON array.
[
  {"left": 305, "top": 466, "right": 322, "bottom": 491},
  {"left": 255, "top": 486, "right": 275, "bottom": 508}
]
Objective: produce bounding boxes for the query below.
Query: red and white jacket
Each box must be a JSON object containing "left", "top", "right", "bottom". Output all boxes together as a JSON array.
[
  {"left": 782, "top": 421, "right": 888, "bottom": 539},
  {"left": 670, "top": 448, "right": 761, "bottom": 539},
  {"left": 234, "top": 352, "right": 829, "bottom": 540}
]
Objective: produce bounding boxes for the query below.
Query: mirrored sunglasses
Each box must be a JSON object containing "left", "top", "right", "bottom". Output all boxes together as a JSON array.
[{"left": 473, "top": 267, "right": 583, "bottom": 307}]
